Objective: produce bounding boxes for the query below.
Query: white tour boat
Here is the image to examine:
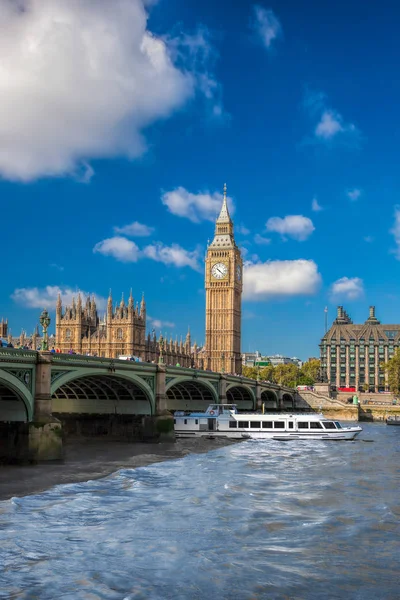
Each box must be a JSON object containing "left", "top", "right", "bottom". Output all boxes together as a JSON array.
[{"left": 174, "top": 404, "right": 362, "bottom": 440}]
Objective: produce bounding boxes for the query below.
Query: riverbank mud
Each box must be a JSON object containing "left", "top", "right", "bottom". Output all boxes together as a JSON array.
[{"left": 0, "top": 437, "right": 240, "bottom": 501}]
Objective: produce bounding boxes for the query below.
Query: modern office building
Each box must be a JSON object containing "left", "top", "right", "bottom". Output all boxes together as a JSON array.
[
  {"left": 320, "top": 305, "right": 400, "bottom": 392},
  {"left": 241, "top": 352, "right": 302, "bottom": 368}
]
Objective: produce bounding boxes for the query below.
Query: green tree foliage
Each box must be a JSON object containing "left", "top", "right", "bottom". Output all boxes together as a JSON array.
[
  {"left": 383, "top": 349, "right": 400, "bottom": 394},
  {"left": 300, "top": 358, "right": 321, "bottom": 385},
  {"left": 242, "top": 366, "right": 259, "bottom": 380},
  {"left": 242, "top": 359, "right": 321, "bottom": 388},
  {"left": 273, "top": 363, "right": 299, "bottom": 387}
]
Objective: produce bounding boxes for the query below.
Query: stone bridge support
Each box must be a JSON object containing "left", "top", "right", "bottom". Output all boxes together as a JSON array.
[
  {"left": 30, "top": 353, "right": 63, "bottom": 461},
  {"left": 143, "top": 364, "right": 174, "bottom": 442},
  {"left": 255, "top": 381, "right": 262, "bottom": 410},
  {"left": 219, "top": 376, "right": 227, "bottom": 403}
]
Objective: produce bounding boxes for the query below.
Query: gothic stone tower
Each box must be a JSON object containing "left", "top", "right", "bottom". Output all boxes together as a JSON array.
[{"left": 205, "top": 184, "right": 243, "bottom": 374}]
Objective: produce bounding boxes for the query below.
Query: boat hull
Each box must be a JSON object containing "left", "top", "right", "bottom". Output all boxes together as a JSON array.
[{"left": 175, "top": 428, "right": 362, "bottom": 441}]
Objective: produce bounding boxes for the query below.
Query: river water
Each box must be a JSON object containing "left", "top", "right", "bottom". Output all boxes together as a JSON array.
[{"left": 0, "top": 423, "right": 399, "bottom": 600}]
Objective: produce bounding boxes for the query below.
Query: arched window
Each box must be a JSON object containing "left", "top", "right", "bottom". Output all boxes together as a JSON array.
[
  {"left": 117, "top": 328, "right": 123, "bottom": 340},
  {"left": 65, "top": 328, "right": 71, "bottom": 340}
]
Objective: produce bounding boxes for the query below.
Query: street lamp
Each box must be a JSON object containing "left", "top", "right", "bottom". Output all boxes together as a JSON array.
[
  {"left": 221, "top": 352, "right": 225, "bottom": 374},
  {"left": 39, "top": 309, "right": 51, "bottom": 351},
  {"left": 159, "top": 334, "right": 164, "bottom": 365}
]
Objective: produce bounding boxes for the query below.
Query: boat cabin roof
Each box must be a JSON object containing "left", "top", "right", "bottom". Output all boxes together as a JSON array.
[{"left": 176, "top": 405, "right": 327, "bottom": 421}]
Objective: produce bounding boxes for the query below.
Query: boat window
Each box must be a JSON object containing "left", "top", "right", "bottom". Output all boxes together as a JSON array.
[
  {"left": 298, "top": 422, "right": 309, "bottom": 429},
  {"left": 310, "top": 422, "right": 323, "bottom": 429},
  {"left": 288, "top": 422, "right": 294, "bottom": 429},
  {"left": 237, "top": 421, "right": 249, "bottom": 428},
  {"left": 184, "top": 419, "right": 187, "bottom": 425},
  {"left": 334, "top": 421, "right": 342, "bottom": 429},
  {"left": 250, "top": 421, "right": 261, "bottom": 428},
  {"left": 174, "top": 419, "right": 176, "bottom": 424},
  {"left": 195, "top": 419, "right": 198, "bottom": 425},
  {"left": 229, "top": 421, "right": 237, "bottom": 428},
  {"left": 262, "top": 421, "right": 273, "bottom": 428},
  {"left": 322, "top": 421, "right": 336, "bottom": 429},
  {"left": 273, "top": 422, "right": 285, "bottom": 429}
]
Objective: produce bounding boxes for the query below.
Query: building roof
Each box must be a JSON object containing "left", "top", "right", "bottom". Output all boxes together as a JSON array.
[{"left": 322, "top": 306, "right": 400, "bottom": 343}]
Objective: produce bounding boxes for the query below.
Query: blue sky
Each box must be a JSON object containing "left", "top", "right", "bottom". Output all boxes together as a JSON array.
[{"left": 2, "top": 0, "right": 400, "bottom": 360}]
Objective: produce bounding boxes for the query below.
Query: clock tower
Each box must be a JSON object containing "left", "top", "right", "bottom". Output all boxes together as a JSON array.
[{"left": 205, "top": 184, "right": 243, "bottom": 374}]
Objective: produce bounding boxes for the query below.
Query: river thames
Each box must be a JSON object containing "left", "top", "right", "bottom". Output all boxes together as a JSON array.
[{"left": 0, "top": 423, "right": 399, "bottom": 599}]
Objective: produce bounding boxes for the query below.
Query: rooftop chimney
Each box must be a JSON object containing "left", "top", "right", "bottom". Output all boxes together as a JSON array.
[{"left": 365, "top": 305, "right": 380, "bottom": 324}]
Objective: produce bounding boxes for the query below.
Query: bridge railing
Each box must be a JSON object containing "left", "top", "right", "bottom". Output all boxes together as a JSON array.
[
  {"left": 50, "top": 353, "right": 157, "bottom": 370},
  {"left": 0, "top": 347, "right": 38, "bottom": 361}
]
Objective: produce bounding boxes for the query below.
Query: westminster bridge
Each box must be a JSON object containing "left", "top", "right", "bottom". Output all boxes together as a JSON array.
[{"left": 0, "top": 348, "right": 296, "bottom": 461}]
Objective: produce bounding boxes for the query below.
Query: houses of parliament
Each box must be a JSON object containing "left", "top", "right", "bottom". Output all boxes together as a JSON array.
[{"left": 2, "top": 186, "right": 243, "bottom": 374}]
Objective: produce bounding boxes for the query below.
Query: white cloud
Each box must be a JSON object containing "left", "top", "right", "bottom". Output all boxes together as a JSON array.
[
  {"left": 315, "top": 111, "right": 346, "bottom": 139},
  {"left": 304, "top": 90, "right": 360, "bottom": 145},
  {"left": 330, "top": 277, "right": 364, "bottom": 300},
  {"left": 148, "top": 316, "right": 175, "bottom": 330},
  {"left": 390, "top": 206, "right": 400, "bottom": 259},
  {"left": 11, "top": 286, "right": 107, "bottom": 310},
  {"left": 347, "top": 188, "right": 362, "bottom": 201},
  {"left": 161, "top": 186, "right": 234, "bottom": 223},
  {"left": 142, "top": 242, "right": 201, "bottom": 271},
  {"left": 254, "top": 234, "right": 271, "bottom": 245},
  {"left": 252, "top": 6, "right": 283, "bottom": 49},
  {"left": 114, "top": 221, "right": 154, "bottom": 237},
  {"left": 243, "top": 259, "right": 321, "bottom": 300},
  {"left": 93, "top": 236, "right": 140, "bottom": 262},
  {"left": 236, "top": 224, "right": 250, "bottom": 235},
  {"left": 50, "top": 263, "right": 64, "bottom": 272},
  {"left": 311, "top": 197, "right": 323, "bottom": 212},
  {"left": 266, "top": 215, "right": 315, "bottom": 241},
  {"left": 0, "top": 0, "right": 221, "bottom": 181}
]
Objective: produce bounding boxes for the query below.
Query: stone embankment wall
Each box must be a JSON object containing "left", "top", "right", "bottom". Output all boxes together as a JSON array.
[
  {"left": 296, "top": 391, "right": 359, "bottom": 421},
  {"left": 297, "top": 390, "right": 400, "bottom": 422}
]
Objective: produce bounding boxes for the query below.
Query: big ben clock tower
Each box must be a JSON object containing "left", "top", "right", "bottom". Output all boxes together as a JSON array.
[{"left": 205, "top": 184, "right": 243, "bottom": 374}]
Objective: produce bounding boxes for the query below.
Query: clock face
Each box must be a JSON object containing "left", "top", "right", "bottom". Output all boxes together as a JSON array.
[
  {"left": 236, "top": 265, "right": 241, "bottom": 281},
  {"left": 211, "top": 262, "right": 228, "bottom": 279}
]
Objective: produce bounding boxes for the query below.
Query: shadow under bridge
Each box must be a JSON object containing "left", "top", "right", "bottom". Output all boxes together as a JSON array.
[
  {"left": 0, "top": 381, "right": 30, "bottom": 422},
  {"left": 260, "top": 389, "right": 279, "bottom": 411},
  {"left": 166, "top": 379, "right": 218, "bottom": 412},
  {"left": 226, "top": 385, "right": 255, "bottom": 411},
  {"left": 52, "top": 374, "right": 153, "bottom": 416}
]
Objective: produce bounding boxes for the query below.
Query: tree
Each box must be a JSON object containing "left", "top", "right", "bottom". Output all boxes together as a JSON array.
[
  {"left": 242, "top": 366, "right": 258, "bottom": 380},
  {"left": 258, "top": 365, "right": 275, "bottom": 382},
  {"left": 242, "top": 365, "right": 275, "bottom": 381},
  {"left": 273, "top": 363, "right": 299, "bottom": 388},
  {"left": 299, "top": 359, "right": 321, "bottom": 385},
  {"left": 383, "top": 349, "right": 400, "bottom": 394}
]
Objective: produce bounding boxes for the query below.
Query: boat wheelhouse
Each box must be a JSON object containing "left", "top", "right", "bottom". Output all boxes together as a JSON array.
[{"left": 174, "top": 404, "right": 362, "bottom": 440}]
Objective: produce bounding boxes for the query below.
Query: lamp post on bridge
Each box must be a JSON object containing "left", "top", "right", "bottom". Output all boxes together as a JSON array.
[
  {"left": 39, "top": 309, "right": 51, "bottom": 352},
  {"left": 158, "top": 335, "right": 164, "bottom": 365}
]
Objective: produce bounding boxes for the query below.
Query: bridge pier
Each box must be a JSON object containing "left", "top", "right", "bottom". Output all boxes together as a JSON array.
[
  {"left": 143, "top": 365, "right": 174, "bottom": 442},
  {"left": 256, "top": 381, "right": 262, "bottom": 410},
  {"left": 219, "top": 376, "right": 227, "bottom": 403},
  {"left": 29, "top": 353, "right": 63, "bottom": 462}
]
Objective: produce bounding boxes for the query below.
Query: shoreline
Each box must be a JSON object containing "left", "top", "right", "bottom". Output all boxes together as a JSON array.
[{"left": 0, "top": 437, "right": 240, "bottom": 501}]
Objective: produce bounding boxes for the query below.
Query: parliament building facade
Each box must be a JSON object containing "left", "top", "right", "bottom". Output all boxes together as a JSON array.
[{"left": 4, "top": 185, "right": 244, "bottom": 374}]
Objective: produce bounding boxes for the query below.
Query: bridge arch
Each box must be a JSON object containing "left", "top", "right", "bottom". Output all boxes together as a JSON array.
[
  {"left": 226, "top": 384, "right": 255, "bottom": 410},
  {"left": 261, "top": 389, "right": 279, "bottom": 410},
  {"left": 51, "top": 371, "right": 154, "bottom": 416},
  {"left": 166, "top": 377, "right": 218, "bottom": 411},
  {"left": 282, "top": 392, "right": 294, "bottom": 409},
  {"left": 0, "top": 372, "right": 32, "bottom": 422}
]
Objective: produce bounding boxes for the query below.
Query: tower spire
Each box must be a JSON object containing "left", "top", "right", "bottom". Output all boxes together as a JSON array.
[{"left": 216, "top": 183, "right": 231, "bottom": 223}]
